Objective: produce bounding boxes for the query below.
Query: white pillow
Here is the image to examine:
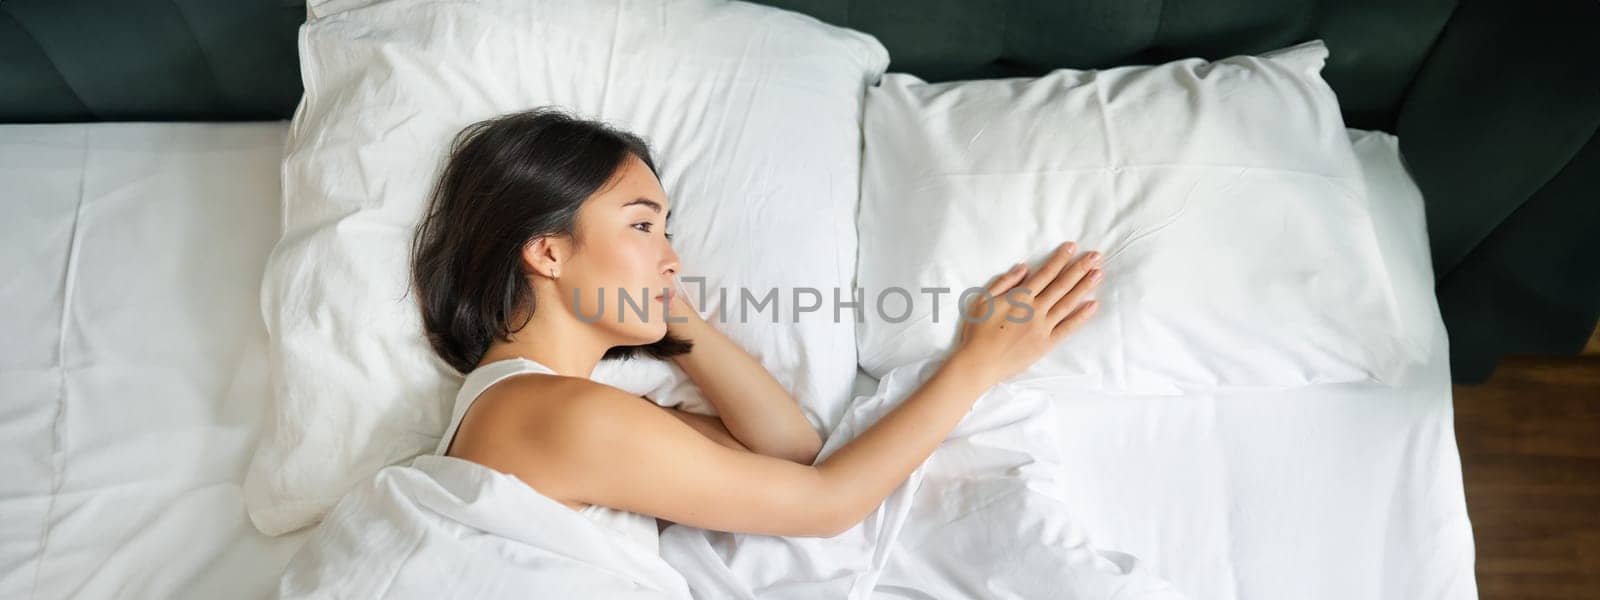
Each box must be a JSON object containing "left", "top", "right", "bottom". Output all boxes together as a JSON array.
[
  {"left": 244, "top": 0, "right": 887, "bottom": 536},
  {"left": 855, "top": 41, "right": 1426, "bottom": 394},
  {"left": 1347, "top": 128, "right": 1443, "bottom": 377}
]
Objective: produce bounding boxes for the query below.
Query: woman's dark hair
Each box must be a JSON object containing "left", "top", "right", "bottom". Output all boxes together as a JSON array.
[{"left": 411, "top": 106, "right": 692, "bottom": 375}]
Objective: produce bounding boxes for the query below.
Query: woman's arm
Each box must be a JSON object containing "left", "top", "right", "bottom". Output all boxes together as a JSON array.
[
  {"left": 661, "top": 285, "right": 822, "bottom": 464},
  {"left": 652, "top": 405, "right": 749, "bottom": 534},
  {"left": 526, "top": 242, "right": 1101, "bottom": 537},
  {"left": 661, "top": 404, "right": 748, "bottom": 452},
  {"left": 536, "top": 354, "right": 997, "bottom": 537}
]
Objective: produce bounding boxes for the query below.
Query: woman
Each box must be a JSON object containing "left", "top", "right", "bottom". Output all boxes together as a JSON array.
[{"left": 409, "top": 106, "right": 1104, "bottom": 548}]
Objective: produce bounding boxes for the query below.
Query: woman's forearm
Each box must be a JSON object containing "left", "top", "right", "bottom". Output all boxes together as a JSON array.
[
  {"left": 667, "top": 300, "right": 822, "bottom": 464},
  {"left": 811, "top": 355, "right": 995, "bottom": 534}
]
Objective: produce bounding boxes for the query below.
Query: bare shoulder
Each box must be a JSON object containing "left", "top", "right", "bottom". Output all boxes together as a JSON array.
[
  {"left": 446, "top": 373, "right": 630, "bottom": 506},
  {"left": 485, "top": 374, "right": 656, "bottom": 449},
  {"left": 541, "top": 379, "right": 836, "bottom": 535},
  {"left": 458, "top": 372, "right": 838, "bottom": 536}
]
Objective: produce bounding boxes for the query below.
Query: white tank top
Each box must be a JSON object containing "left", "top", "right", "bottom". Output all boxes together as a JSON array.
[{"left": 434, "top": 357, "right": 661, "bottom": 555}]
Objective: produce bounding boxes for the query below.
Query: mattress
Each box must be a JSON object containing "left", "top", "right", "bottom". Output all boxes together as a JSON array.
[
  {"left": 0, "top": 122, "right": 1474, "bottom": 599},
  {"left": 0, "top": 123, "right": 310, "bottom": 600},
  {"left": 843, "top": 130, "right": 1476, "bottom": 598},
  {"left": 1032, "top": 131, "right": 1477, "bottom": 598}
]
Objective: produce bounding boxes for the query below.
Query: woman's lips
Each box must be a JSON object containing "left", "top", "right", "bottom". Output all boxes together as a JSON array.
[{"left": 656, "top": 288, "right": 672, "bottom": 303}]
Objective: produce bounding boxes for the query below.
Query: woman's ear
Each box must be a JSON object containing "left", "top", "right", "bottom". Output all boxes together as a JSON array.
[{"left": 522, "top": 236, "right": 566, "bottom": 280}]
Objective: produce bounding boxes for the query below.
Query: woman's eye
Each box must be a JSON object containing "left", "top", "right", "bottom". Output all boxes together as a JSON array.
[{"left": 635, "top": 222, "right": 672, "bottom": 240}]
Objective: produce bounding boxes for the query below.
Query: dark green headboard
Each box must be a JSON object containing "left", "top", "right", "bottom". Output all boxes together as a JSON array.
[
  {"left": 757, "top": 0, "right": 1456, "bottom": 132},
  {"left": 0, "top": 0, "right": 302, "bottom": 121},
  {"left": 747, "top": 0, "right": 1600, "bottom": 384},
  {"left": 4, "top": 0, "right": 1595, "bottom": 384}
]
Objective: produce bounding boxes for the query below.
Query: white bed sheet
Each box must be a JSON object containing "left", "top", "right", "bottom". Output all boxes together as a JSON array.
[
  {"left": 841, "top": 131, "right": 1478, "bottom": 598},
  {"left": 0, "top": 123, "right": 309, "bottom": 600},
  {"left": 0, "top": 122, "right": 1474, "bottom": 599},
  {"left": 1032, "top": 321, "right": 1474, "bottom": 599},
  {"left": 1051, "top": 130, "right": 1476, "bottom": 598}
]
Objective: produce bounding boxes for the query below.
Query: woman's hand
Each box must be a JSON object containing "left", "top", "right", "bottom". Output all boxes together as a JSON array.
[
  {"left": 658, "top": 275, "right": 822, "bottom": 464},
  {"left": 664, "top": 277, "right": 703, "bottom": 332},
  {"left": 949, "top": 241, "right": 1103, "bottom": 385}
]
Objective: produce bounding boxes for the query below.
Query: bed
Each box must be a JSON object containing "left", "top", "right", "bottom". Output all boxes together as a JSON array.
[
  {"left": 1, "top": 120, "right": 1473, "bottom": 598},
  {"left": 0, "top": 123, "right": 308, "bottom": 598},
  {"left": 4, "top": 0, "right": 1597, "bottom": 599}
]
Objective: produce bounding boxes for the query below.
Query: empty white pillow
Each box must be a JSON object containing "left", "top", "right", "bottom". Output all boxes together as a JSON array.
[
  {"left": 244, "top": 0, "right": 888, "bottom": 536},
  {"left": 1347, "top": 128, "right": 1443, "bottom": 377},
  {"left": 855, "top": 41, "right": 1427, "bottom": 394}
]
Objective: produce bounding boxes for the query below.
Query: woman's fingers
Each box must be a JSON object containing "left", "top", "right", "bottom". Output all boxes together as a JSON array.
[
  {"left": 1046, "top": 257, "right": 1104, "bottom": 322},
  {"left": 952, "top": 242, "right": 1105, "bottom": 384},
  {"left": 1037, "top": 250, "right": 1100, "bottom": 312},
  {"left": 1046, "top": 270, "right": 1103, "bottom": 322},
  {"left": 969, "top": 262, "right": 1028, "bottom": 320},
  {"left": 1020, "top": 241, "right": 1077, "bottom": 296},
  {"left": 1050, "top": 298, "right": 1100, "bottom": 342},
  {"left": 974, "top": 241, "right": 1102, "bottom": 331},
  {"left": 986, "top": 262, "right": 1028, "bottom": 298}
]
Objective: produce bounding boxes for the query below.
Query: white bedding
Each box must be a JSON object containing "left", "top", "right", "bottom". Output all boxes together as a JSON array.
[
  {"left": 0, "top": 123, "right": 1473, "bottom": 599},
  {"left": 278, "top": 455, "right": 695, "bottom": 599},
  {"left": 281, "top": 354, "right": 1187, "bottom": 599},
  {"left": 838, "top": 129, "right": 1475, "bottom": 599},
  {"left": 1036, "top": 130, "right": 1476, "bottom": 598},
  {"left": 0, "top": 123, "right": 310, "bottom": 599},
  {"left": 658, "top": 357, "right": 1189, "bottom": 599}
]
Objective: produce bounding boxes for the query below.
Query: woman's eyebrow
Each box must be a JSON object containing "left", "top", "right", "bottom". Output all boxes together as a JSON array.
[
  {"left": 624, "top": 197, "right": 670, "bottom": 221},
  {"left": 623, "top": 198, "right": 662, "bottom": 212}
]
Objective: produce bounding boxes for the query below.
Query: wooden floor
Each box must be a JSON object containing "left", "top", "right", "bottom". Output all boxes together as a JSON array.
[{"left": 1455, "top": 325, "right": 1600, "bottom": 599}]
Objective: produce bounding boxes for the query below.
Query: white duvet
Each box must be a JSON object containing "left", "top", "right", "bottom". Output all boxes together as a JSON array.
[
  {"left": 279, "top": 357, "right": 1185, "bottom": 599},
  {"left": 278, "top": 455, "right": 692, "bottom": 599},
  {"left": 661, "top": 357, "right": 1186, "bottom": 600},
  {"left": 3, "top": 122, "right": 1472, "bottom": 599}
]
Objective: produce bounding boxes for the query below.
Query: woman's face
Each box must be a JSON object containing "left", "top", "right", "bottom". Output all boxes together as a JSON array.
[{"left": 548, "top": 153, "right": 680, "bottom": 345}]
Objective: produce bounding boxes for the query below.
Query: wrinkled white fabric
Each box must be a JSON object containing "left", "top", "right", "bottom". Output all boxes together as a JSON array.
[
  {"left": 438, "top": 357, "right": 662, "bottom": 555},
  {"left": 856, "top": 41, "right": 1426, "bottom": 394},
  {"left": 660, "top": 358, "right": 1188, "bottom": 599},
  {"left": 278, "top": 456, "right": 690, "bottom": 599},
  {"left": 245, "top": 0, "right": 889, "bottom": 536},
  {"left": 0, "top": 123, "right": 308, "bottom": 600},
  {"left": 2, "top": 122, "right": 1473, "bottom": 600}
]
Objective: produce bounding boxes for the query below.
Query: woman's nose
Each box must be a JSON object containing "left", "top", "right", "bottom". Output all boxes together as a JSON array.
[{"left": 662, "top": 246, "right": 680, "bottom": 276}]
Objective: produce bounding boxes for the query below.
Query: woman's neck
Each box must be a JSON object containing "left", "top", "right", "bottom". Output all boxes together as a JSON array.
[{"left": 477, "top": 307, "right": 610, "bottom": 379}]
